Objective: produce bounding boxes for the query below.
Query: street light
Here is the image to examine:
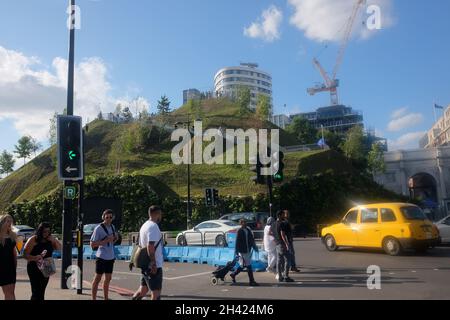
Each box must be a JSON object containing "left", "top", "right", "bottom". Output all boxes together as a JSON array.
[{"left": 174, "top": 115, "right": 200, "bottom": 230}]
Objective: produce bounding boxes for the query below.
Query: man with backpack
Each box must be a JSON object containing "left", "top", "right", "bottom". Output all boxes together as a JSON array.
[
  {"left": 132, "top": 205, "right": 164, "bottom": 300},
  {"left": 90, "top": 209, "right": 118, "bottom": 300}
]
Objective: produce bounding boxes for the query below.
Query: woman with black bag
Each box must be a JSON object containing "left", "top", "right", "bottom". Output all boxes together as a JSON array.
[{"left": 24, "top": 222, "right": 61, "bottom": 300}]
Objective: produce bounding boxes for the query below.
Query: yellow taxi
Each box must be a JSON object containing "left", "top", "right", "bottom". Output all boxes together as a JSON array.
[{"left": 321, "top": 203, "right": 441, "bottom": 256}]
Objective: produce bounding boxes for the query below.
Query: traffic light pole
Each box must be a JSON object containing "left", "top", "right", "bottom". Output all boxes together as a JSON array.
[
  {"left": 61, "top": 0, "right": 76, "bottom": 290},
  {"left": 267, "top": 175, "right": 273, "bottom": 218}
]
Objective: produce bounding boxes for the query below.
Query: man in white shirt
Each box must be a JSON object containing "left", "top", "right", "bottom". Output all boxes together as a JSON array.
[{"left": 132, "top": 205, "right": 164, "bottom": 300}]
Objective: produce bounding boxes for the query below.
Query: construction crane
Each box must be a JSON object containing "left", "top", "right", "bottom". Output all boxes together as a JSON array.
[{"left": 307, "top": 0, "right": 365, "bottom": 105}]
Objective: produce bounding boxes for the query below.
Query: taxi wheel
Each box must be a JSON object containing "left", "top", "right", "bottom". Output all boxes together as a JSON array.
[
  {"left": 215, "top": 235, "right": 227, "bottom": 247},
  {"left": 324, "top": 235, "right": 338, "bottom": 252},
  {"left": 383, "top": 237, "right": 402, "bottom": 256}
]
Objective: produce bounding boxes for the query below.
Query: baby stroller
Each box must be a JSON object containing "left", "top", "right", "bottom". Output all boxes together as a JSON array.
[{"left": 211, "top": 256, "right": 238, "bottom": 286}]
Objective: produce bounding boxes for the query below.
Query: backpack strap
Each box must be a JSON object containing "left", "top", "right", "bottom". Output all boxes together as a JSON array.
[{"left": 100, "top": 223, "right": 116, "bottom": 237}]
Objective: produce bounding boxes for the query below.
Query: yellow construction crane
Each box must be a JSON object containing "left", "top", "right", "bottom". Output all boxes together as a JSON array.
[{"left": 307, "top": 0, "right": 365, "bottom": 105}]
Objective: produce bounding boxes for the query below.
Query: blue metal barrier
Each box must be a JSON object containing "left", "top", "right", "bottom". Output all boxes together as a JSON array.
[{"left": 52, "top": 244, "right": 267, "bottom": 271}]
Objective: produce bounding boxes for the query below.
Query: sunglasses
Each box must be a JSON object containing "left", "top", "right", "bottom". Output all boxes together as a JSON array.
[{"left": 105, "top": 216, "right": 113, "bottom": 220}]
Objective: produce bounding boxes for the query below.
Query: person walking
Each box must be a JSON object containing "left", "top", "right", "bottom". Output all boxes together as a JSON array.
[
  {"left": 0, "top": 214, "right": 17, "bottom": 300},
  {"left": 283, "top": 210, "right": 300, "bottom": 273},
  {"left": 263, "top": 217, "right": 276, "bottom": 273},
  {"left": 272, "top": 211, "right": 294, "bottom": 283},
  {"left": 230, "top": 219, "right": 259, "bottom": 286},
  {"left": 23, "top": 222, "right": 61, "bottom": 300},
  {"left": 132, "top": 205, "right": 164, "bottom": 300},
  {"left": 90, "top": 209, "right": 118, "bottom": 300}
]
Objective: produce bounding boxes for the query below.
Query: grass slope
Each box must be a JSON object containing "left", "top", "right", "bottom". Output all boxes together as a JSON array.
[{"left": 0, "top": 99, "right": 328, "bottom": 210}]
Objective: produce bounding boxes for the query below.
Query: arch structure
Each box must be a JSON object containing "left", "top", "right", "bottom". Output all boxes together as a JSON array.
[{"left": 374, "top": 147, "right": 450, "bottom": 220}]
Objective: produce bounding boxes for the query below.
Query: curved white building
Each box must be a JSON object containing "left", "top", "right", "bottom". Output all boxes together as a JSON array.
[{"left": 214, "top": 63, "right": 273, "bottom": 111}]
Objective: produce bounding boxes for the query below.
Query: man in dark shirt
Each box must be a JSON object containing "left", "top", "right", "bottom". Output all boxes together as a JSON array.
[
  {"left": 283, "top": 210, "right": 300, "bottom": 273},
  {"left": 272, "top": 211, "right": 294, "bottom": 282}
]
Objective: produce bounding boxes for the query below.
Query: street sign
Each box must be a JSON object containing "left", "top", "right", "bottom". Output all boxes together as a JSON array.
[
  {"left": 64, "top": 186, "right": 78, "bottom": 200},
  {"left": 57, "top": 115, "right": 84, "bottom": 181}
]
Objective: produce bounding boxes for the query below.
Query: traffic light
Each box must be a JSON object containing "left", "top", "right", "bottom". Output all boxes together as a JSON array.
[
  {"left": 250, "top": 155, "right": 265, "bottom": 185},
  {"left": 273, "top": 151, "right": 285, "bottom": 183},
  {"left": 205, "top": 188, "right": 213, "bottom": 207},
  {"left": 213, "top": 189, "right": 219, "bottom": 206},
  {"left": 57, "top": 115, "right": 83, "bottom": 181}
]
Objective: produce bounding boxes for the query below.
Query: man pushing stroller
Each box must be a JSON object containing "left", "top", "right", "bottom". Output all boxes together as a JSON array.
[{"left": 230, "top": 219, "right": 259, "bottom": 287}]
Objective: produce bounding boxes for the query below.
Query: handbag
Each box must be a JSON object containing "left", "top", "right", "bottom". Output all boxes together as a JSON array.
[
  {"left": 37, "top": 257, "right": 57, "bottom": 278},
  {"left": 131, "top": 236, "right": 163, "bottom": 270}
]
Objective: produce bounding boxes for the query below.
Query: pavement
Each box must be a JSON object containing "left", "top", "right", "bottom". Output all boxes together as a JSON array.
[{"left": 8, "top": 238, "right": 450, "bottom": 300}]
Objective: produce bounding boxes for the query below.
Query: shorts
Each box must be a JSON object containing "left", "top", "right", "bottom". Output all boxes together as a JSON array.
[
  {"left": 95, "top": 258, "right": 115, "bottom": 275},
  {"left": 141, "top": 268, "right": 163, "bottom": 291}
]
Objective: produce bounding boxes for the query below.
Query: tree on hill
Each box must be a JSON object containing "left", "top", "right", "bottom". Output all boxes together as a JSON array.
[
  {"left": 0, "top": 150, "right": 15, "bottom": 177},
  {"left": 341, "top": 126, "right": 366, "bottom": 165},
  {"left": 30, "top": 137, "right": 42, "bottom": 157},
  {"left": 286, "top": 116, "right": 318, "bottom": 145},
  {"left": 368, "top": 142, "right": 386, "bottom": 176},
  {"left": 14, "top": 136, "right": 34, "bottom": 165},
  {"left": 121, "top": 107, "right": 134, "bottom": 123},
  {"left": 317, "top": 129, "right": 343, "bottom": 151},
  {"left": 157, "top": 95, "right": 171, "bottom": 115},
  {"left": 237, "top": 85, "right": 251, "bottom": 115},
  {"left": 256, "top": 94, "right": 270, "bottom": 121},
  {"left": 187, "top": 99, "right": 203, "bottom": 119}
]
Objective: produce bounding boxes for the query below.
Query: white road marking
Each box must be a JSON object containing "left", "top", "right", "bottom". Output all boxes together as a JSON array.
[
  {"left": 114, "top": 270, "right": 212, "bottom": 281},
  {"left": 434, "top": 269, "right": 439, "bottom": 271},
  {"left": 411, "top": 271, "right": 417, "bottom": 273},
  {"left": 221, "top": 289, "right": 229, "bottom": 292}
]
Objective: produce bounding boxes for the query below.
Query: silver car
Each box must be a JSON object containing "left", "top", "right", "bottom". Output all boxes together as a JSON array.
[
  {"left": 176, "top": 220, "right": 240, "bottom": 247},
  {"left": 436, "top": 215, "right": 450, "bottom": 244},
  {"left": 12, "top": 225, "right": 35, "bottom": 241}
]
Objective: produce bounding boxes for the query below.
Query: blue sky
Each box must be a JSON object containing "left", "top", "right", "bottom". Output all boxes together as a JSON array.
[{"left": 0, "top": 0, "right": 449, "bottom": 159}]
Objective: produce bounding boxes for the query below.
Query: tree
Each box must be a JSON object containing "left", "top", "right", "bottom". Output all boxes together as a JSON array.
[
  {"left": 237, "top": 86, "right": 251, "bottom": 115},
  {"left": 48, "top": 112, "right": 58, "bottom": 146},
  {"left": 286, "top": 116, "right": 318, "bottom": 145},
  {"left": 14, "top": 136, "right": 34, "bottom": 165},
  {"left": 341, "top": 126, "right": 366, "bottom": 164},
  {"left": 368, "top": 142, "right": 386, "bottom": 176},
  {"left": 121, "top": 107, "right": 134, "bottom": 123},
  {"left": 187, "top": 99, "right": 203, "bottom": 119},
  {"left": 30, "top": 137, "right": 42, "bottom": 157},
  {"left": 317, "top": 129, "right": 343, "bottom": 151},
  {"left": 256, "top": 94, "right": 270, "bottom": 121},
  {"left": 0, "top": 150, "right": 15, "bottom": 176},
  {"left": 138, "top": 109, "right": 150, "bottom": 122},
  {"left": 114, "top": 104, "right": 122, "bottom": 116},
  {"left": 157, "top": 95, "right": 171, "bottom": 115}
]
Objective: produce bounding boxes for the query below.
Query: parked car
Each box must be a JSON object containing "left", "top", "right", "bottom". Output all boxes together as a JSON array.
[
  {"left": 219, "top": 212, "right": 269, "bottom": 230},
  {"left": 12, "top": 225, "right": 35, "bottom": 241},
  {"left": 176, "top": 220, "right": 240, "bottom": 247},
  {"left": 82, "top": 223, "right": 122, "bottom": 246},
  {"left": 435, "top": 215, "right": 450, "bottom": 244},
  {"left": 321, "top": 203, "right": 441, "bottom": 256}
]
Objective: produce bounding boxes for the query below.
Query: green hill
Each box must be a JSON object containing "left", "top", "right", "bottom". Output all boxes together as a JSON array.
[{"left": 0, "top": 98, "right": 323, "bottom": 210}]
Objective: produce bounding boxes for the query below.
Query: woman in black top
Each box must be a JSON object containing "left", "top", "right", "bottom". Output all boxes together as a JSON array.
[
  {"left": 0, "top": 214, "right": 18, "bottom": 300},
  {"left": 24, "top": 222, "right": 61, "bottom": 301}
]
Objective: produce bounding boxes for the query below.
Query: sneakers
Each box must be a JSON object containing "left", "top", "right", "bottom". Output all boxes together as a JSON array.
[
  {"left": 284, "top": 277, "right": 295, "bottom": 283},
  {"left": 291, "top": 267, "right": 301, "bottom": 273},
  {"left": 249, "top": 281, "right": 259, "bottom": 287},
  {"left": 275, "top": 274, "right": 280, "bottom": 281},
  {"left": 230, "top": 273, "right": 236, "bottom": 284}
]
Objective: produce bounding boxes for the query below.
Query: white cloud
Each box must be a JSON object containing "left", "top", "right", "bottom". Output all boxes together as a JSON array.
[
  {"left": 390, "top": 107, "right": 408, "bottom": 120},
  {"left": 0, "top": 45, "right": 148, "bottom": 142},
  {"left": 288, "top": 0, "right": 394, "bottom": 43},
  {"left": 244, "top": 5, "right": 283, "bottom": 42},
  {"left": 388, "top": 131, "right": 427, "bottom": 151},
  {"left": 387, "top": 108, "right": 424, "bottom": 132}
]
